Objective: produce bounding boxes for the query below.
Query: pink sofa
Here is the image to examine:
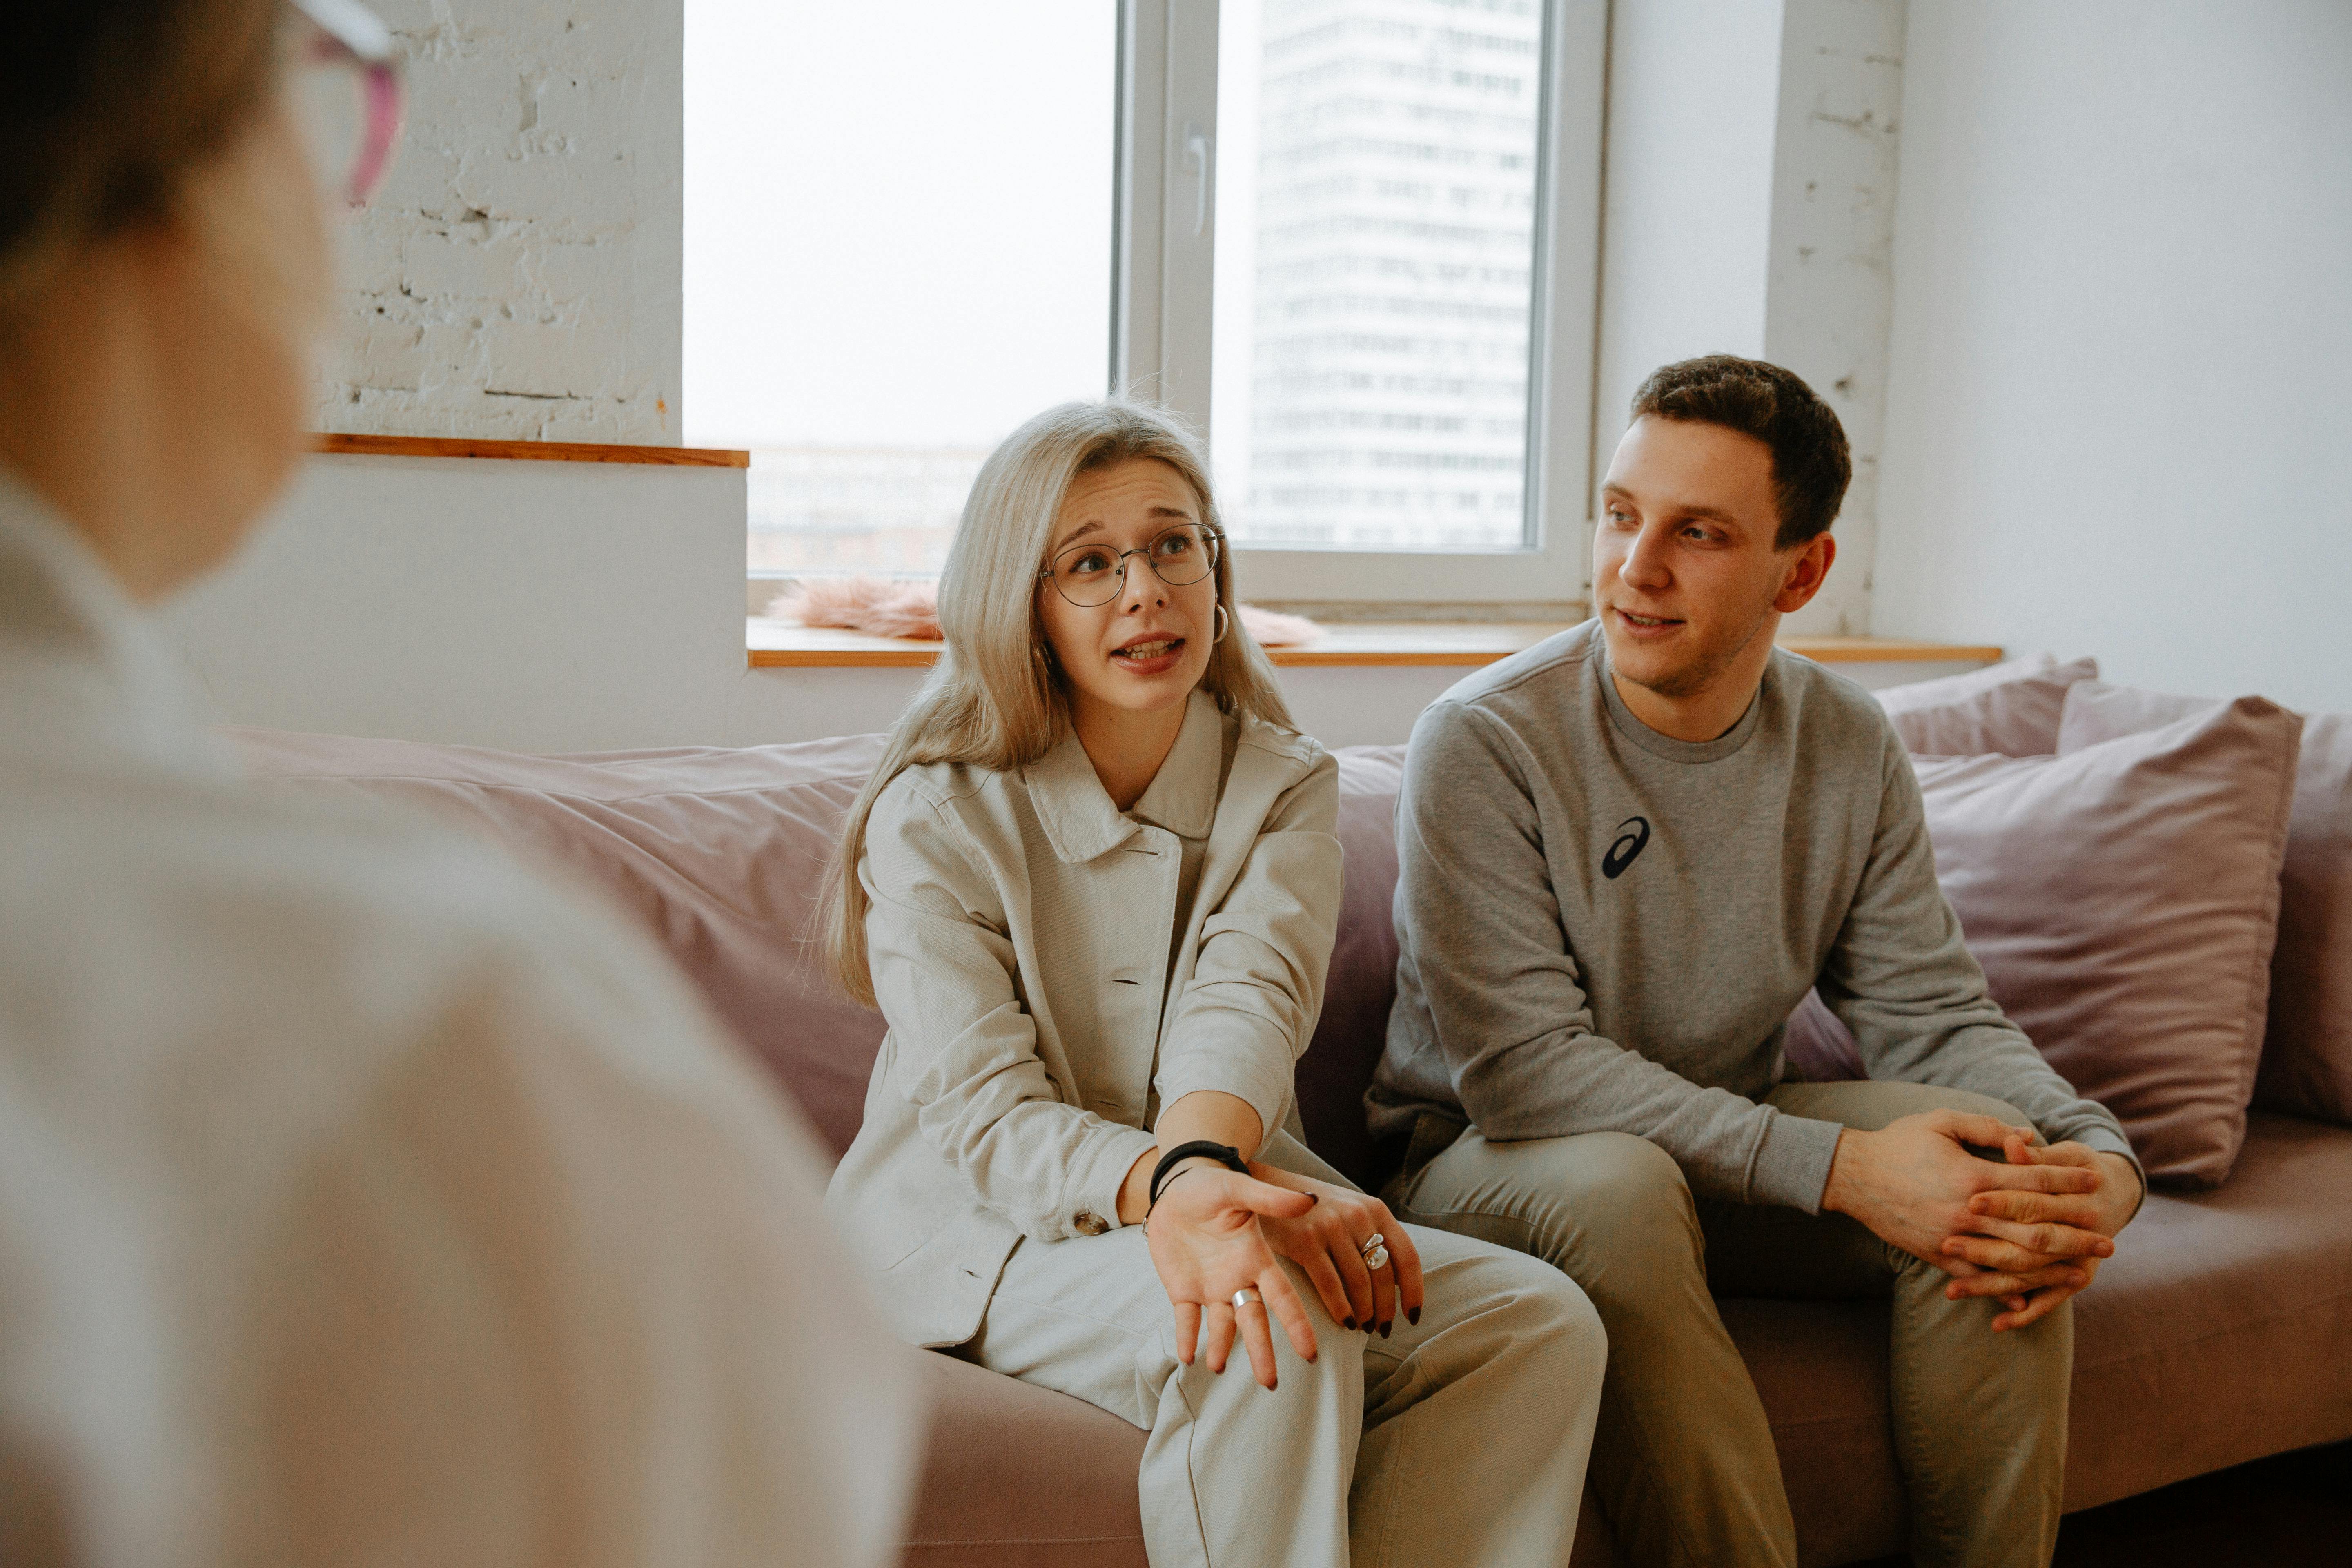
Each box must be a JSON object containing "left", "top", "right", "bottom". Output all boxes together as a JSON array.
[{"left": 236, "top": 724, "right": 2352, "bottom": 1568}]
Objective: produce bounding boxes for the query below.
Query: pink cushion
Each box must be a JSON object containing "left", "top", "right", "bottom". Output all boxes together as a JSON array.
[
  {"left": 1298, "top": 745, "right": 1409, "bottom": 1188},
  {"left": 233, "top": 728, "right": 1419, "bottom": 1176},
  {"left": 1782, "top": 987, "right": 1866, "bottom": 1084},
  {"left": 234, "top": 728, "right": 894, "bottom": 1157},
  {"left": 2059, "top": 684, "right": 2352, "bottom": 1128},
  {"left": 1876, "top": 654, "right": 2099, "bottom": 757},
  {"left": 1909, "top": 697, "right": 2302, "bottom": 1185}
]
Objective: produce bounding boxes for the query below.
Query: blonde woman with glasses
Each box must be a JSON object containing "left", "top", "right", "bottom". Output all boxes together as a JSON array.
[{"left": 823, "top": 399, "right": 1606, "bottom": 1568}]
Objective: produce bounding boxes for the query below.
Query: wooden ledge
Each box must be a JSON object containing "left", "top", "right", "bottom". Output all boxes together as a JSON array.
[
  {"left": 312, "top": 432, "right": 749, "bottom": 468},
  {"left": 747, "top": 619, "right": 2002, "bottom": 671}
]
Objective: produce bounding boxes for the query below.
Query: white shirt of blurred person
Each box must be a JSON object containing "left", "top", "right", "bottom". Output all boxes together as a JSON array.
[{"left": 0, "top": 4, "right": 917, "bottom": 1566}]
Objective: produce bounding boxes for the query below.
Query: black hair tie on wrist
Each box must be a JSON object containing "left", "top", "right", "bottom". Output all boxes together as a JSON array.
[{"left": 1149, "top": 1140, "right": 1248, "bottom": 1208}]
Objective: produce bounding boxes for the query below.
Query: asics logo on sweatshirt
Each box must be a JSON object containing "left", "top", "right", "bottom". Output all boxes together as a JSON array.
[{"left": 1602, "top": 815, "right": 1650, "bottom": 879}]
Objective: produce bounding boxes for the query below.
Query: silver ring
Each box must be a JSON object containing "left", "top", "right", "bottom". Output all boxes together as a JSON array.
[
  {"left": 1359, "top": 1232, "right": 1390, "bottom": 1272},
  {"left": 1232, "top": 1289, "right": 1262, "bottom": 1310}
]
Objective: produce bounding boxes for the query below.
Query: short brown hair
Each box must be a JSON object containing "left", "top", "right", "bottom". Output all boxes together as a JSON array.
[
  {"left": 1630, "top": 355, "right": 1852, "bottom": 548},
  {"left": 0, "top": 1, "right": 278, "bottom": 307}
]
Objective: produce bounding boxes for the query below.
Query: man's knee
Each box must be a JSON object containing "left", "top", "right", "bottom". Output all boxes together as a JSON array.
[
  {"left": 1416, "top": 1130, "right": 1702, "bottom": 1277},
  {"left": 1538, "top": 1130, "right": 1695, "bottom": 1233}
]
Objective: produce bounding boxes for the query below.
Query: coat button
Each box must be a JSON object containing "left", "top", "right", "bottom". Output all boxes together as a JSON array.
[{"left": 1074, "top": 1211, "right": 1110, "bottom": 1236}]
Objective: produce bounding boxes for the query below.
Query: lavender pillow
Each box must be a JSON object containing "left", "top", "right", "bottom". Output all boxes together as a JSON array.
[
  {"left": 2060, "top": 683, "right": 2352, "bottom": 1129},
  {"left": 234, "top": 727, "right": 894, "bottom": 1159},
  {"left": 1904, "top": 697, "right": 2301, "bottom": 1185},
  {"left": 1877, "top": 654, "right": 2099, "bottom": 757}
]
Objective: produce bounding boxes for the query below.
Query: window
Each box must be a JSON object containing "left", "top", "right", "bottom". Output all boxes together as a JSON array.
[
  {"left": 685, "top": 1, "right": 1117, "bottom": 576},
  {"left": 694, "top": 0, "right": 1602, "bottom": 604}
]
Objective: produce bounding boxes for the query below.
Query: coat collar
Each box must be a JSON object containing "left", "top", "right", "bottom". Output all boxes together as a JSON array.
[
  {"left": 0, "top": 470, "right": 233, "bottom": 777},
  {"left": 1026, "top": 687, "right": 1226, "bottom": 863}
]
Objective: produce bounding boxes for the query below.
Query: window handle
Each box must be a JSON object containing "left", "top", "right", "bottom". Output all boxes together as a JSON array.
[{"left": 1183, "top": 125, "right": 1212, "bottom": 237}]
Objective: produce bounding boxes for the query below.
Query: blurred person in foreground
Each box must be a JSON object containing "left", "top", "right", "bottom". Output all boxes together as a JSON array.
[{"left": 0, "top": 4, "right": 918, "bottom": 1565}]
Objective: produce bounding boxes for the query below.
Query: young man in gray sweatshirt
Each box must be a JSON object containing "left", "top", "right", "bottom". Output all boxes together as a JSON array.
[{"left": 1368, "top": 356, "right": 2145, "bottom": 1568}]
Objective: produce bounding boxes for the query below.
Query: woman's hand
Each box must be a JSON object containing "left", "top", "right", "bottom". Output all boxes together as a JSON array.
[
  {"left": 1144, "top": 1165, "right": 1321, "bottom": 1389},
  {"left": 1248, "top": 1165, "right": 1425, "bottom": 1340}
]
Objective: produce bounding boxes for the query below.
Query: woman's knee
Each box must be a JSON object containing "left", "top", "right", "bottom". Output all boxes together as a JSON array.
[{"left": 1531, "top": 1268, "right": 1608, "bottom": 1383}]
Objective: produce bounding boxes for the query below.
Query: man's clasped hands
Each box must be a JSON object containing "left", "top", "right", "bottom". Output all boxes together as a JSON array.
[{"left": 1822, "top": 1109, "right": 2144, "bottom": 1330}]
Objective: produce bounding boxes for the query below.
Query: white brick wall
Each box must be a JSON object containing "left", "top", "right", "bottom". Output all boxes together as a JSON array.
[
  {"left": 312, "top": 0, "right": 684, "bottom": 443},
  {"left": 1766, "top": 0, "right": 1909, "bottom": 637}
]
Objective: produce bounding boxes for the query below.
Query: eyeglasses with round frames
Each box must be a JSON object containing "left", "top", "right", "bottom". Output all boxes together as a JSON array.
[
  {"left": 287, "top": 0, "right": 405, "bottom": 208},
  {"left": 1040, "top": 523, "right": 1224, "bottom": 608}
]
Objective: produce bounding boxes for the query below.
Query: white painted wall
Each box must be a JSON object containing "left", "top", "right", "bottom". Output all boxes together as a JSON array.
[
  {"left": 1875, "top": 0, "right": 2352, "bottom": 714},
  {"left": 165, "top": 455, "right": 744, "bottom": 751},
  {"left": 1591, "top": 0, "right": 1786, "bottom": 470},
  {"left": 315, "top": 0, "right": 683, "bottom": 443},
  {"left": 1760, "top": 0, "right": 1907, "bottom": 636},
  {"left": 1590, "top": 0, "right": 1908, "bottom": 637}
]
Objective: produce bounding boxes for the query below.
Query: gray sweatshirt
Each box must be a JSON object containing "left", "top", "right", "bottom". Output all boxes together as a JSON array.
[{"left": 1368, "top": 621, "right": 2137, "bottom": 1212}]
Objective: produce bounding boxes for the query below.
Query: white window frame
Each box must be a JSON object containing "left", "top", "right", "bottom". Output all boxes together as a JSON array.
[{"left": 1116, "top": 0, "right": 1609, "bottom": 606}]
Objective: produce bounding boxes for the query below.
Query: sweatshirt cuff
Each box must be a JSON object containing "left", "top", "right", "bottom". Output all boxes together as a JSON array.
[
  {"left": 2065, "top": 1124, "right": 2147, "bottom": 1220},
  {"left": 1751, "top": 1111, "right": 1846, "bottom": 1213}
]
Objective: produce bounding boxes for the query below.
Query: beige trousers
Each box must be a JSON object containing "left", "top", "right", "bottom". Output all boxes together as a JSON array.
[
  {"left": 1385, "top": 1082, "right": 2072, "bottom": 1568},
  {"left": 962, "top": 1135, "right": 1607, "bottom": 1568}
]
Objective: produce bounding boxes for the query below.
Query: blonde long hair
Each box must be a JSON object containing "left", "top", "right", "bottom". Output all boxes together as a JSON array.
[{"left": 820, "top": 398, "right": 1295, "bottom": 1005}]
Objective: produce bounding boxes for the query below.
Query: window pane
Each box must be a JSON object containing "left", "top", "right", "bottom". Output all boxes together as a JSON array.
[
  {"left": 685, "top": 1, "right": 1115, "bottom": 575},
  {"left": 1211, "top": 0, "right": 1547, "bottom": 551}
]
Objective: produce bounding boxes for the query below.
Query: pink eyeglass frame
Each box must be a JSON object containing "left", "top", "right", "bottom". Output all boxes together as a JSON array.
[{"left": 289, "top": 0, "right": 405, "bottom": 206}]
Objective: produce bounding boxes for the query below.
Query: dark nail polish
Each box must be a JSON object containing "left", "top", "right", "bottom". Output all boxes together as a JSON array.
[
  {"left": 1381, "top": 1320, "right": 1393, "bottom": 1339},
  {"left": 1408, "top": 1307, "right": 1421, "bottom": 1327},
  {"left": 1343, "top": 1317, "right": 1356, "bottom": 1330}
]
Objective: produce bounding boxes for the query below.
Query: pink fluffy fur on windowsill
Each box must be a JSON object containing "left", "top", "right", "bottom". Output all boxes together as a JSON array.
[{"left": 769, "top": 576, "right": 1323, "bottom": 648}]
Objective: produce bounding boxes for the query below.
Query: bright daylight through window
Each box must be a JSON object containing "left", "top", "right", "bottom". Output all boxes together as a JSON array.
[
  {"left": 685, "top": 1, "right": 1116, "bottom": 577},
  {"left": 688, "top": 0, "right": 1561, "bottom": 581}
]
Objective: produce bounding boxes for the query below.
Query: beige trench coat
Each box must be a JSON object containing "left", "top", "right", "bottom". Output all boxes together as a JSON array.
[{"left": 825, "top": 688, "right": 1343, "bottom": 1348}]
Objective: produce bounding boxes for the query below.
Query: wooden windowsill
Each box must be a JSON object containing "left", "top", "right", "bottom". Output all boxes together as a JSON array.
[
  {"left": 747, "top": 618, "right": 2002, "bottom": 670},
  {"left": 311, "top": 432, "right": 749, "bottom": 468}
]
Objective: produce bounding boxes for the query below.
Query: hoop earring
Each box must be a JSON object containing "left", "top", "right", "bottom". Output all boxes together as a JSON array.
[{"left": 1213, "top": 603, "right": 1230, "bottom": 644}]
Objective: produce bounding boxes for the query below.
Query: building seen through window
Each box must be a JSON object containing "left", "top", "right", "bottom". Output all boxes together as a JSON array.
[{"left": 1214, "top": 0, "right": 1546, "bottom": 551}]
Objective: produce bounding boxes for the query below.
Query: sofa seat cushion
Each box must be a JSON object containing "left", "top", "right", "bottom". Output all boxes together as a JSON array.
[
  {"left": 906, "top": 1352, "right": 1147, "bottom": 1567},
  {"left": 1719, "top": 1299, "right": 1906, "bottom": 1568},
  {"left": 2061, "top": 1112, "right": 2352, "bottom": 1510}
]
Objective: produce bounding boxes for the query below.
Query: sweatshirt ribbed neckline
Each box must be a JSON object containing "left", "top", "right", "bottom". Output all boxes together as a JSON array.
[{"left": 1595, "top": 634, "right": 1769, "bottom": 764}]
